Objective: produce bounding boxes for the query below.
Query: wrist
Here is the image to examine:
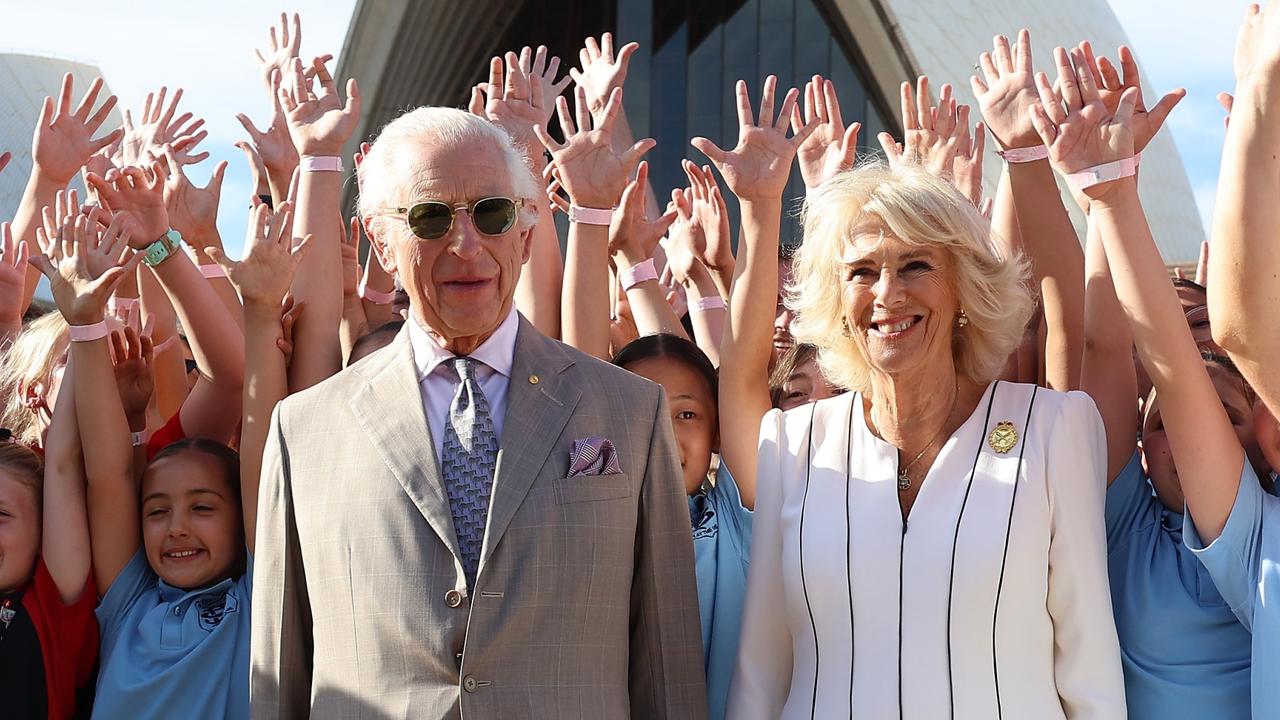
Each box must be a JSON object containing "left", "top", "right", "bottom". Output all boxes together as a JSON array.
[
  {"left": 127, "top": 415, "right": 148, "bottom": 434},
  {"left": 243, "top": 299, "right": 284, "bottom": 319},
  {"left": 1084, "top": 175, "right": 1140, "bottom": 208},
  {"left": 614, "top": 245, "right": 652, "bottom": 269}
]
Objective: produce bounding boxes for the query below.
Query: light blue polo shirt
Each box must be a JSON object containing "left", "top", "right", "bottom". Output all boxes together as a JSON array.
[
  {"left": 1104, "top": 451, "right": 1251, "bottom": 719},
  {"left": 93, "top": 550, "right": 251, "bottom": 720},
  {"left": 1184, "top": 453, "right": 1280, "bottom": 719},
  {"left": 690, "top": 463, "right": 753, "bottom": 720}
]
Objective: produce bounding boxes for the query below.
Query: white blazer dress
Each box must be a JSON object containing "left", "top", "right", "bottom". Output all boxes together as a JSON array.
[{"left": 727, "top": 381, "right": 1126, "bottom": 719}]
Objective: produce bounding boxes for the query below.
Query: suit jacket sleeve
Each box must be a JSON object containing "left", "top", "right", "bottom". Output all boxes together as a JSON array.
[
  {"left": 628, "top": 385, "right": 710, "bottom": 719},
  {"left": 1044, "top": 392, "right": 1126, "bottom": 719},
  {"left": 727, "top": 408, "right": 792, "bottom": 718},
  {"left": 250, "top": 403, "right": 313, "bottom": 718}
]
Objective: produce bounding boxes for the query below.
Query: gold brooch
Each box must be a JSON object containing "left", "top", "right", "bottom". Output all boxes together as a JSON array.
[{"left": 988, "top": 421, "right": 1018, "bottom": 454}]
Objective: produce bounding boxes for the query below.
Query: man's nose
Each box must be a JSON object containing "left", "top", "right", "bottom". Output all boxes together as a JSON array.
[{"left": 446, "top": 210, "right": 483, "bottom": 259}]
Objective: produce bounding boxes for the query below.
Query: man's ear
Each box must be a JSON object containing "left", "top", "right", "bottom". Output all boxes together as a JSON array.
[
  {"left": 1254, "top": 402, "right": 1280, "bottom": 479},
  {"left": 365, "top": 220, "right": 398, "bottom": 275},
  {"left": 518, "top": 205, "right": 540, "bottom": 265}
]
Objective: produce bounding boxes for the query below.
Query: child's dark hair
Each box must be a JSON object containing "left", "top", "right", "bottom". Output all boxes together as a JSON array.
[
  {"left": 1202, "top": 350, "right": 1258, "bottom": 408},
  {"left": 148, "top": 439, "right": 242, "bottom": 508},
  {"left": 611, "top": 333, "right": 718, "bottom": 400},
  {"left": 349, "top": 319, "right": 406, "bottom": 364},
  {"left": 768, "top": 343, "right": 820, "bottom": 408},
  {"left": 1171, "top": 277, "right": 1207, "bottom": 295}
]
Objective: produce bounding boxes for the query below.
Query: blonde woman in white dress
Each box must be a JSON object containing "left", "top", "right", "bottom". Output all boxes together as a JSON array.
[{"left": 725, "top": 84, "right": 1126, "bottom": 718}]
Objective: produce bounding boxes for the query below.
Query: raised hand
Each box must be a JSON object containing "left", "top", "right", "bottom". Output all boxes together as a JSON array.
[
  {"left": 236, "top": 70, "right": 301, "bottom": 184},
  {"left": 476, "top": 52, "right": 547, "bottom": 160},
  {"left": 951, "top": 107, "right": 986, "bottom": 207},
  {"left": 205, "top": 202, "right": 309, "bottom": 308},
  {"left": 681, "top": 160, "right": 733, "bottom": 273},
  {"left": 40, "top": 200, "right": 131, "bottom": 281},
  {"left": 1076, "top": 42, "right": 1184, "bottom": 154},
  {"left": 278, "top": 56, "right": 361, "bottom": 156},
  {"left": 795, "top": 75, "right": 860, "bottom": 189},
  {"left": 880, "top": 77, "right": 963, "bottom": 178},
  {"left": 32, "top": 74, "right": 122, "bottom": 184},
  {"left": 86, "top": 165, "right": 170, "bottom": 248},
  {"left": 570, "top": 33, "right": 639, "bottom": 120},
  {"left": 0, "top": 223, "right": 30, "bottom": 323},
  {"left": 609, "top": 161, "right": 677, "bottom": 260},
  {"left": 120, "top": 87, "right": 208, "bottom": 167},
  {"left": 254, "top": 12, "right": 303, "bottom": 95},
  {"left": 1231, "top": 2, "right": 1280, "bottom": 83},
  {"left": 534, "top": 86, "right": 654, "bottom": 209},
  {"left": 109, "top": 326, "right": 155, "bottom": 423},
  {"left": 30, "top": 213, "right": 141, "bottom": 325},
  {"left": 163, "top": 148, "right": 227, "bottom": 241},
  {"left": 971, "top": 29, "right": 1043, "bottom": 150},
  {"left": 1029, "top": 46, "right": 1139, "bottom": 197},
  {"left": 527, "top": 45, "right": 572, "bottom": 120},
  {"left": 692, "top": 76, "right": 817, "bottom": 202}
]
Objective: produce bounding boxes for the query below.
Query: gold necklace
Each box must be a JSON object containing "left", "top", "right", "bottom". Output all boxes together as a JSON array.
[{"left": 884, "top": 383, "right": 959, "bottom": 492}]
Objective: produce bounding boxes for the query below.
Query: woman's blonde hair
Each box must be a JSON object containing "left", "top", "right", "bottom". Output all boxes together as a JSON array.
[
  {"left": 0, "top": 312, "right": 69, "bottom": 446},
  {"left": 788, "top": 161, "right": 1034, "bottom": 393}
]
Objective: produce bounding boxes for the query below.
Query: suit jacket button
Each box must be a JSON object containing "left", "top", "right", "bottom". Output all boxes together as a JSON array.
[
  {"left": 445, "top": 589, "right": 463, "bottom": 608},
  {"left": 463, "top": 675, "right": 479, "bottom": 692}
]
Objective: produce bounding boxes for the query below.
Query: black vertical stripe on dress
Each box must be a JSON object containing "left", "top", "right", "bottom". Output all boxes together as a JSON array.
[
  {"left": 991, "top": 386, "right": 1039, "bottom": 720},
  {"left": 799, "top": 403, "right": 820, "bottom": 719},
  {"left": 944, "top": 382, "right": 1001, "bottom": 720},
  {"left": 845, "top": 400, "right": 856, "bottom": 718}
]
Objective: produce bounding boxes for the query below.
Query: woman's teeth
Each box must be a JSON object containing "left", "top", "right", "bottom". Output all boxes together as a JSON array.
[{"left": 875, "top": 318, "right": 916, "bottom": 334}]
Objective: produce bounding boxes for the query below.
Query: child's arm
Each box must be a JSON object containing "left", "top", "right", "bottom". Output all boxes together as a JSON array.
[
  {"left": 41, "top": 351, "right": 91, "bottom": 604},
  {"left": 612, "top": 164, "right": 683, "bottom": 339},
  {"left": 1031, "top": 45, "right": 1238, "bottom": 541},
  {"left": 32, "top": 212, "right": 144, "bottom": 595}
]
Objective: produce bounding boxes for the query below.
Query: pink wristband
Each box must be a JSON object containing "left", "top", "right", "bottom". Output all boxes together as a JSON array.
[
  {"left": 152, "top": 335, "right": 180, "bottom": 354},
  {"left": 358, "top": 283, "right": 396, "bottom": 305},
  {"left": 620, "top": 259, "right": 658, "bottom": 291},
  {"left": 996, "top": 145, "right": 1049, "bottom": 163},
  {"left": 1065, "top": 156, "right": 1138, "bottom": 194},
  {"left": 68, "top": 321, "right": 108, "bottom": 343},
  {"left": 198, "top": 264, "right": 227, "bottom": 279},
  {"left": 569, "top": 205, "right": 614, "bottom": 225},
  {"left": 692, "top": 295, "right": 727, "bottom": 312},
  {"left": 300, "top": 155, "right": 343, "bottom": 172}
]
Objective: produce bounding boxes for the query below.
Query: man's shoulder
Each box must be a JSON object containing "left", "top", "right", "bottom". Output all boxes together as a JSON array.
[
  {"left": 276, "top": 343, "right": 398, "bottom": 420},
  {"left": 536, "top": 334, "right": 663, "bottom": 411}
]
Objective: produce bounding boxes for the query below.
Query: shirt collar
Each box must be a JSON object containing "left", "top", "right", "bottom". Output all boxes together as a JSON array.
[{"left": 408, "top": 306, "right": 518, "bottom": 381}]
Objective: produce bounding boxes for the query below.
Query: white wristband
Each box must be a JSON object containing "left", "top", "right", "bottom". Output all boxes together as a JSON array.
[
  {"left": 300, "top": 155, "right": 343, "bottom": 172},
  {"left": 1065, "top": 156, "right": 1138, "bottom": 194},
  {"left": 692, "top": 295, "right": 726, "bottom": 312},
  {"left": 568, "top": 205, "right": 614, "bottom": 225},
  {"left": 619, "top": 259, "right": 658, "bottom": 291}
]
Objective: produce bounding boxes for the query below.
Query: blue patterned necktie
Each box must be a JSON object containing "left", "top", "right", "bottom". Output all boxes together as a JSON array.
[{"left": 441, "top": 357, "right": 499, "bottom": 588}]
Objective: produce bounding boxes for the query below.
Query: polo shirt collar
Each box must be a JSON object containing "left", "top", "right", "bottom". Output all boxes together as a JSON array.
[
  {"left": 157, "top": 575, "right": 236, "bottom": 605},
  {"left": 408, "top": 306, "right": 518, "bottom": 380}
]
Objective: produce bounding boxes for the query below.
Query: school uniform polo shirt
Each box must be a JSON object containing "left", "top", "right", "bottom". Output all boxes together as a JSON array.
[
  {"left": 1184, "top": 453, "right": 1280, "bottom": 719},
  {"left": 93, "top": 550, "right": 251, "bottom": 720},
  {"left": 1105, "top": 451, "right": 1250, "bottom": 719},
  {"left": 690, "top": 463, "right": 753, "bottom": 720}
]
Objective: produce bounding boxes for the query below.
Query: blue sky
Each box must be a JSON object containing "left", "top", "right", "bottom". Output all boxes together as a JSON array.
[{"left": 3, "top": 0, "right": 1242, "bottom": 256}]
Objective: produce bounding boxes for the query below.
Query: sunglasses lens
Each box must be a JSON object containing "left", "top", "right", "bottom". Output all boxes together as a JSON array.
[
  {"left": 472, "top": 198, "right": 518, "bottom": 235},
  {"left": 407, "top": 202, "right": 454, "bottom": 239}
]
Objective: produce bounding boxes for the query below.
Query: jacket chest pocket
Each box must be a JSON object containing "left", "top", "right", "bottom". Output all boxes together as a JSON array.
[{"left": 553, "top": 472, "right": 632, "bottom": 504}]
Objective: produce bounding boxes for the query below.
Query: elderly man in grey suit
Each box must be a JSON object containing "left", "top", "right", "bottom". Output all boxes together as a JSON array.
[{"left": 250, "top": 105, "right": 707, "bottom": 718}]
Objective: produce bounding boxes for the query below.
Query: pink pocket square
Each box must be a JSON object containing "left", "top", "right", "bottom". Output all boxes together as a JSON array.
[{"left": 569, "top": 437, "right": 622, "bottom": 476}]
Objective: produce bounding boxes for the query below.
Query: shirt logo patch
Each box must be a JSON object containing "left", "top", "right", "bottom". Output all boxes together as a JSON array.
[{"left": 196, "top": 592, "right": 239, "bottom": 631}]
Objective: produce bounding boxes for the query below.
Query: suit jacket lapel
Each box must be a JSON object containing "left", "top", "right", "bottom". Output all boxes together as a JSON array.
[
  {"left": 348, "top": 325, "right": 463, "bottom": 563},
  {"left": 480, "top": 318, "right": 580, "bottom": 571}
]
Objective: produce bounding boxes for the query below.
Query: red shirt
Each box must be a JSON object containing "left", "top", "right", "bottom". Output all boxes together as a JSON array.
[
  {"left": 145, "top": 413, "right": 186, "bottom": 461},
  {"left": 22, "top": 560, "right": 98, "bottom": 719}
]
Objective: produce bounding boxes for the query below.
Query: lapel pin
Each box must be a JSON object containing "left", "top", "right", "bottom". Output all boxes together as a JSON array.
[
  {"left": 988, "top": 420, "right": 1018, "bottom": 454},
  {"left": 528, "top": 374, "right": 540, "bottom": 385}
]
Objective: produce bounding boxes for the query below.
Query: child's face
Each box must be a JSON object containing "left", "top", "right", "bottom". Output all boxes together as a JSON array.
[
  {"left": 625, "top": 357, "right": 718, "bottom": 496},
  {"left": 0, "top": 472, "right": 40, "bottom": 593},
  {"left": 141, "top": 452, "right": 242, "bottom": 590},
  {"left": 776, "top": 357, "right": 842, "bottom": 412},
  {"left": 1142, "top": 364, "right": 1257, "bottom": 512}
]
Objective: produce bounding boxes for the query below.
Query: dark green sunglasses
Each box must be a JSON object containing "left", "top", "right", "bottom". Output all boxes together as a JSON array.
[{"left": 386, "top": 196, "right": 524, "bottom": 240}]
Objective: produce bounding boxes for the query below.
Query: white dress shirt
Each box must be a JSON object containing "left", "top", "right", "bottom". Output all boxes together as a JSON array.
[
  {"left": 728, "top": 381, "right": 1126, "bottom": 719},
  {"left": 407, "top": 307, "right": 517, "bottom": 459}
]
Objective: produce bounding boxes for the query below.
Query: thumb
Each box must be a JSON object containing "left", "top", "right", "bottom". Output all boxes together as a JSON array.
[
  {"left": 204, "top": 246, "right": 235, "bottom": 275},
  {"left": 1144, "top": 88, "right": 1186, "bottom": 136},
  {"left": 690, "top": 137, "right": 728, "bottom": 166},
  {"left": 620, "top": 138, "right": 657, "bottom": 174},
  {"left": 27, "top": 254, "right": 54, "bottom": 279},
  {"left": 208, "top": 160, "right": 229, "bottom": 196}
]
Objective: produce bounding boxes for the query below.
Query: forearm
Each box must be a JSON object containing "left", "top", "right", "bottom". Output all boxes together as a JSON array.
[
  {"left": 718, "top": 200, "right": 784, "bottom": 508},
  {"left": 358, "top": 250, "right": 395, "bottom": 329},
  {"left": 240, "top": 306, "right": 288, "bottom": 552},
  {"left": 1080, "top": 220, "right": 1138, "bottom": 481},
  {"left": 339, "top": 293, "right": 368, "bottom": 365},
  {"left": 264, "top": 163, "right": 296, "bottom": 208},
  {"left": 14, "top": 173, "right": 65, "bottom": 313},
  {"left": 138, "top": 267, "right": 185, "bottom": 420},
  {"left": 515, "top": 202, "right": 564, "bottom": 338},
  {"left": 188, "top": 229, "right": 245, "bottom": 331},
  {"left": 1007, "top": 160, "right": 1085, "bottom": 390},
  {"left": 616, "top": 247, "right": 687, "bottom": 339},
  {"left": 152, "top": 251, "right": 245, "bottom": 388},
  {"left": 288, "top": 172, "right": 344, "bottom": 391},
  {"left": 1209, "top": 75, "right": 1280, "bottom": 407},
  {"left": 683, "top": 271, "right": 724, "bottom": 366},
  {"left": 560, "top": 223, "right": 611, "bottom": 359},
  {"left": 41, "top": 360, "right": 91, "bottom": 603},
  {"left": 1093, "top": 181, "right": 1242, "bottom": 539},
  {"left": 990, "top": 166, "right": 1023, "bottom": 259}
]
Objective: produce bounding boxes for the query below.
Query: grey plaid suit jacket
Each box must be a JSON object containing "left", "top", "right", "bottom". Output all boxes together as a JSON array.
[{"left": 250, "top": 317, "right": 708, "bottom": 719}]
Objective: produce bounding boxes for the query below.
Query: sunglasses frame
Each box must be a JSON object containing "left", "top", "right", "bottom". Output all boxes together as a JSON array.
[{"left": 376, "top": 196, "right": 525, "bottom": 241}]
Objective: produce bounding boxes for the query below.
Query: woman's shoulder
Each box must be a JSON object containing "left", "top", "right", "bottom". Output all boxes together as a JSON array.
[
  {"left": 761, "top": 392, "right": 857, "bottom": 457},
  {"left": 987, "top": 381, "right": 1101, "bottom": 428}
]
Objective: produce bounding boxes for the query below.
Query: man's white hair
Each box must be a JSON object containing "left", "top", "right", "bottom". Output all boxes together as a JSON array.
[{"left": 357, "top": 106, "right": 540, "bottom": 233}]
